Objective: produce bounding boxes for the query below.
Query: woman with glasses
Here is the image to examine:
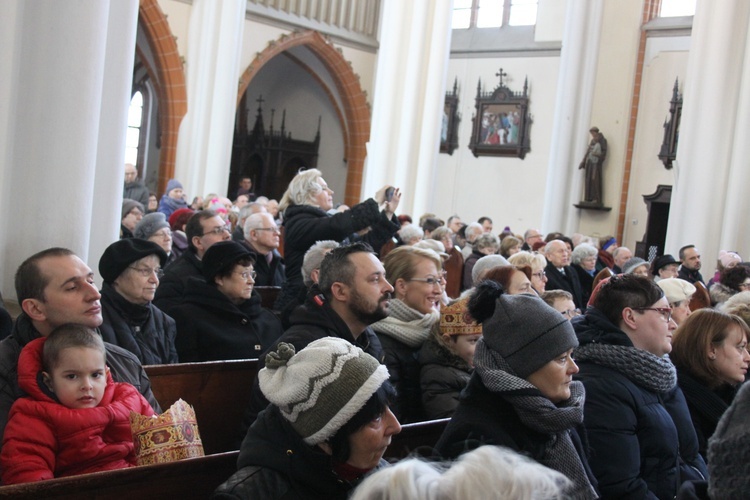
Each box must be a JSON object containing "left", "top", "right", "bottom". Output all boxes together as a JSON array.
[
  {"left": 570, "top": 243, "right": 598, "bottom": 305},
  {"left": 372, "top": 246, "right": 443, "bottom": 423},
  {"left": 709, "top": 264, "right": 750, "bottom": 308},
  {"left": 671, "top": 309, "right": 750, "bottom": 457},
  {"left": 482, "top": 265, "right": 535, "bottom": 295},
  {"left": 134, "top": 212, "right": 178, "bottom": 267},
  {"left": 508, "top": 251, "right": 548, "bottom": 294},
  {"left": 97, "top": 239, "right": 178, "bottom": 365},
  {"left": 170, "top": 241, "right": 282, "bottom": 362}
]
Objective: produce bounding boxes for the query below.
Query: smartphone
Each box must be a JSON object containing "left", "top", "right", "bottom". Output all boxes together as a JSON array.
[{"left": 385, "top": 186, "right": 395, "bottom": 202}]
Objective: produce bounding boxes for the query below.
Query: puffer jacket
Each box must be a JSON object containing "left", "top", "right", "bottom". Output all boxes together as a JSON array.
[
  {"left": 275, "top": 199, "right": 398, "bottom": 311},
  {"left": 417, "top": 336, "right": 471, "bottom": 419},
  {"left": 214, "top": 406, "right": 386, "bottom": 499},
  {"left": 0, "top": 338, "right": 155, "bottom": 484},
  {"left": 573, "top": 308, "right": 708, "bottom": 499},
  {"left": 170, "top": 278, "right": 283, "bottom": 362},
  {"left": 0, "top": 313, "right": 161, "bottom": 452},
  {"left": 99, "top": 283, "right": 178, "bottom": 365}
]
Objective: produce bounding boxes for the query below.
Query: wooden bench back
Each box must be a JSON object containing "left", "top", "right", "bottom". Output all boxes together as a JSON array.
[
  {"left": 145, "top": 359, "right": 258, "bottom": 455},
  {"left": 443, "top": 248, "right": 464, "bottom": 299},
  {"left": 0, "top": 451, "right": 238, "bottom": 499},
  {"left": 254, "top": 286, "right": 281, "bottom": 311},
  {"left": 690, "top": 280, "right": 711, "bottom": 310}
]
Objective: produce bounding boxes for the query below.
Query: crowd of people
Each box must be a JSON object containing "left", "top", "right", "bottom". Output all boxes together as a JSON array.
[{"left": 0, "top": 164, "right": 747, "bottom": 499}]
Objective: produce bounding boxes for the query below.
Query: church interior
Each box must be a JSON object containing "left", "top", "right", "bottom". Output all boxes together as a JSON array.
[{"left": 1, "top": 0, "right": 748, "bottom": 301}]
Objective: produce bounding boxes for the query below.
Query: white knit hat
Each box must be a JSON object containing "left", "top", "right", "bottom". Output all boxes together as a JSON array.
[{"left": 258, "top": 338, "right": 389, "bottom": 445}]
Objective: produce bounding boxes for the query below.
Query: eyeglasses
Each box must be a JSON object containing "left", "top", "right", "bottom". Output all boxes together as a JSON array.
[
  {"left": 233, "top": 270, "right": 257, "bottom": 281},
  {"left": 409, "top": 277, "right": 442, "bottom": 287},
  {"left": 739, "top": 282, "right": 750, "bottom": 290},
  {"left": 633, "top": 307, "right": 673, "bottom": 323},
  {"left": 152, "top": 230, "right": 172, "bottom": 239},
  {"left": 561, "top": 308, "right": 581, "bottom": 318},
  {"left": 532, "top": 271, "right": 547, "bottom": 279},
  {"left": 129, "top": 266, "right": 164, "bottom": 278},
  {"left": 254, "top": 227, "right": 280, "bottom": 234},
  {"left": 201, "top": 226, "right": 231, "bottom": 237},
  {"left": 128, "top": 209, "right": 143, "bottom": 217}
]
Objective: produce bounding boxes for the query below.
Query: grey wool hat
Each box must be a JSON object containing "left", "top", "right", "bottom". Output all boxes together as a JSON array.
[
  {"left": 622, "top": 257, "right": 648, "bottom": 275},
  {"left": 708, "top": 381, "right": 750, "bottom": 498},
  {"left": 134, "top": 212, "right": 170, "bottom": 240},
  {"left": 258, "top": 338, "right": 389, "bottom": 445},
  {"left": 481, "top": 293, "right": 578, "bottom": 378},
  {"left": 121, "top": 198, "right": 144, "bottom": 220}
]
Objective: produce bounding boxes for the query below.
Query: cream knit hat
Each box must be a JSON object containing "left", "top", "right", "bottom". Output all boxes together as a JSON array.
[{"left": 258, "top": 338, "right": 389, "bottom": 445}]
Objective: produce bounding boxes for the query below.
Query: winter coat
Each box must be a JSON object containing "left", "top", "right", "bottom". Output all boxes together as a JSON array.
[
  {"left": 275, "top": 199, "right": 398, "bottom": 311},
  {"left": 678, "top": 266, "right": 704, "bottom": 285},
  {"left": 243, "top": 289, "right": 384, "bottom": 434},
  {"left": 240, "top": 242, "right": 285, "bottom": 287},
  {"left": 169, "top": 278, "right": 283, "bottom": 362},
  {"left": 572, "top": 263, "right": 595, "bottom": 306},
  {"left": 214, "top": 406, "right": 386, "bottom": 499},
  {"left": 374, "top": 333, "right": 424, "bottom": 424},
  {"left": 99, "top": 283, "right": 178, "bottom": 366},
  {"left": 153, "top": 250, "right": 202, "bottom": 314},
  {"left": 435, "top": 374, "right": 596, "bottom": 493},
  {"left": 545, "top": 263, "right": 584, "bottom": 309},
  {"left": 462, "top": 250, "right": 483, "bottom": 290},
  {"left": 0, "top": 338, "right": 155, "bottom": 484},
  {"left": 0, "top": 313, "right": 160, "bottom": 453},
  {"left": 156, "top": 194, "right": 188, "bottom": 219},
  {"left": 676, "top": 367, "right": 736, "bottom": 459},
  {"left": 417, "top": 336, "right": 471, "bottom": 420},
  {"left": 708, "top": 282, "right": 736, "bottom": 307},
  {"left": 123, "top": 180, "right": 150, "bottom": 206},
  {"left": 573, "top": 309, "right": 708, "bottom": 499}
]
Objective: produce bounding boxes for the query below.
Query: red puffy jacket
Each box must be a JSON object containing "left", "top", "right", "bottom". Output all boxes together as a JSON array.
[{"left": 0, "top": 337, "right": 155, "bottom": 484}]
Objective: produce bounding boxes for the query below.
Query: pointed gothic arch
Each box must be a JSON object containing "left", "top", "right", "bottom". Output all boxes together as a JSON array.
[
  {"left": 237, "top": 31, "right": 371, "bottom": 207},
  {"left": 138, "top": 0, "right": 187, "bottom": 195}
]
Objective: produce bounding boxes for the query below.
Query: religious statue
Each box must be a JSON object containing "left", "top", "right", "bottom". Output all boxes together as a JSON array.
[{"left": 578, "top": 127, "right": 607, "bottom": 205}]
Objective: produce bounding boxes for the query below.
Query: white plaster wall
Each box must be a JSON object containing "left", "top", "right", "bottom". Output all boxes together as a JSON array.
[
  {"left": 434, "top": 56, "right": 561, "bottom": 232},
  {"left": 624, "top": 40, "right": 689, "bottom": 252},
  {"left": 578, "top": 0, "right": 642, "bottom": 241},
  {"left": 536, "top": 0, "right": 567, "bottom": 42},
  {"left": 157, "top": 0, "right": 192, "bottom": 58}
]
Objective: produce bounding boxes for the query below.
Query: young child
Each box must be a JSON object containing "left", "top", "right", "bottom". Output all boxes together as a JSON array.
[
  {"left": 0, "top": 324, "right": 155, "bottom": 484},
  {"left": 418, "top": 298, "right": 482, "bottom": 419}
]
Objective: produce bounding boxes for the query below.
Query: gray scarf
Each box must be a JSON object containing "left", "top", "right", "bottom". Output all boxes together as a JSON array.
[
  {"left": 474, "top": 341, "right": 598, "bottom": 500},
  {"left": 372, "top": 299, "right": 439, "bottom": 348},
  {"left": 574, "top": 343, "right": 677, "bottom": 393}
]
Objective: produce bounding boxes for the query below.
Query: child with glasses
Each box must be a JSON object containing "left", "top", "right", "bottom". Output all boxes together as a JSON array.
[{"left": 0, "top": 325, "right": 155, "bottom": 484}]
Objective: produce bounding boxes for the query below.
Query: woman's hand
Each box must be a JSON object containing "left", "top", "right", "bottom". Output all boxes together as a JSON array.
[{"left": 383, "top": 188, "right": 401, "bottom": 218}]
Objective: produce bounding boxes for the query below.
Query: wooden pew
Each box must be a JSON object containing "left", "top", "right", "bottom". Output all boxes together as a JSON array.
[
  {"left": 145, "top": 359, "right": 258, "bottom": 455},
  {"left": 0, "top": 451, "right": 239, "bottom": 499},
  {"left": 690, "top": 280, "right": 711, "bottom": 311},
  {"left": 384, "top": 418, "right": 450, "bottom": 460},
  {"left": 443, "top": 248, "right": 464, "bottom": 299},
  {"left": 254, "top": 286, "right": 281, "bottom": 311}
]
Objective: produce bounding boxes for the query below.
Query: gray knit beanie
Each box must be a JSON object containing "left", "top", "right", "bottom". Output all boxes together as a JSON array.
[
  {"left": 134, "top": 212, "right": 170, "bottom": 239},
  {"left": 481, "top": 293, "right": 578, "bottom": 378},
  {"left": 708, "top": 381, "right": 750, "bottom": 498},
  {"left": 122, "top": 198, "right": 144, "bottom": 220},
  {"left": 258, "top": 338, "right": 389, "bottom": 445},
  {"left": 622, "top": 257, "right": 648, "bottom": 275}
]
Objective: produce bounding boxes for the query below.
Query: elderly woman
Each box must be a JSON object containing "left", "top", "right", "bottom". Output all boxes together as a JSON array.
[
  {"left": 135, "top": 212, "right": 177, "bottom": 267},
  {"left": 372, "top": 246, "right": 443, "bottom": 423},
  {"left": 622, "top": 257, "right": 650, "bottom": 277},
  {"left": 670, "top": 309, "right": 750, "bottom": 457},
  {"left": 214, "top": 338, "right": 401, "bottom": 499},
  {"left": 157, "top": 179, "right": 188, "bottom": 218},
  {"left": 275, "top": 168, "right": 400, "bottom": 312},
  {"left": 508, "top": 250, "right": 548, "bottom": 294},
  {"left": 436, "top": 283, "right": 598, "bottom": 499},
  {"left": 98, "top": 239, "right": 177, "bottom": 365},
  {"left": 657, "top": 278, "right": 696, "bottom": 326},
  {"left": 571, "top": 243, "right": 598, "bottom": 305},
  {"left": 169, "top": 241, "right": 283, "bottom": 361},
  {"left": 710, "top": 264, "right": 750, "bottom": 307},
  {"left": 462, "top": 233, "right": 500, "bottom": 290}
]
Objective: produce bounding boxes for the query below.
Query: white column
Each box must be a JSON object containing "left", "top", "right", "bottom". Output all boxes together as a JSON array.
[
  {"left": 364, "top": 0, "right": 453, "bottom": 215},
  {"left": 174, "top": 0, "right": 245, "bottom": 199},
  {"left": 541, "top": 0, "right": 603, "bottom": 234},
  {"left": 664, "top": 0, "right": 750, "bottom": 260},
  {"left": 0, "top": 1, "right": 138, "bottom": 299}
]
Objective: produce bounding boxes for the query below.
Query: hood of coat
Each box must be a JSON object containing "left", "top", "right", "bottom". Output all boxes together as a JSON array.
[{"left": 572, "top": 307, "right": 635, "bottom": 349}]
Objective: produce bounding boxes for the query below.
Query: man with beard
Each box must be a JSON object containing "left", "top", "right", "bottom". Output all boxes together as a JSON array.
[
  {"left": 678, "top": 244, "right": 704, "bottom": 285},
  {"left": 241, "top": 242, "right": 393, "bottom": 435}
]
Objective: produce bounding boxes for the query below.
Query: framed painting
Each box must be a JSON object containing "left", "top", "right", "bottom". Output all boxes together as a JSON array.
[
  {"left": 468, "top": 69, "right": 531, "bottom": 159},
  {"left": 440, "top": 78, "right": 460, "bottom": 155}
]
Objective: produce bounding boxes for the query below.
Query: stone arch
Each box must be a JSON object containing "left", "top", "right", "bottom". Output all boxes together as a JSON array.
[
  {"left": 238, "top": 31, "right": 370, "bottom": 207},
  {"left": 138, "top": 0, "right": 187, "bottom": 195}
]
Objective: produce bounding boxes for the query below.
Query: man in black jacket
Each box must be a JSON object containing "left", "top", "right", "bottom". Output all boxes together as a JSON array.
[
  {"left": 678, "top": 244, "right": 705, "bottom": 285},
  {"left": 544, "top": 239, "right": 584, "bottom": 308},
  {"left": 0, "top": 248, "right": 160, "bottom": 451},
  {"left": 242, "top": 242, "right": 392, "bottom": 434},
  {"left": 241, "top": 212, "right": 285, "bottom": 287},
  {"left": 153, "top": 209, "right": 230, "bottom": 313}
]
